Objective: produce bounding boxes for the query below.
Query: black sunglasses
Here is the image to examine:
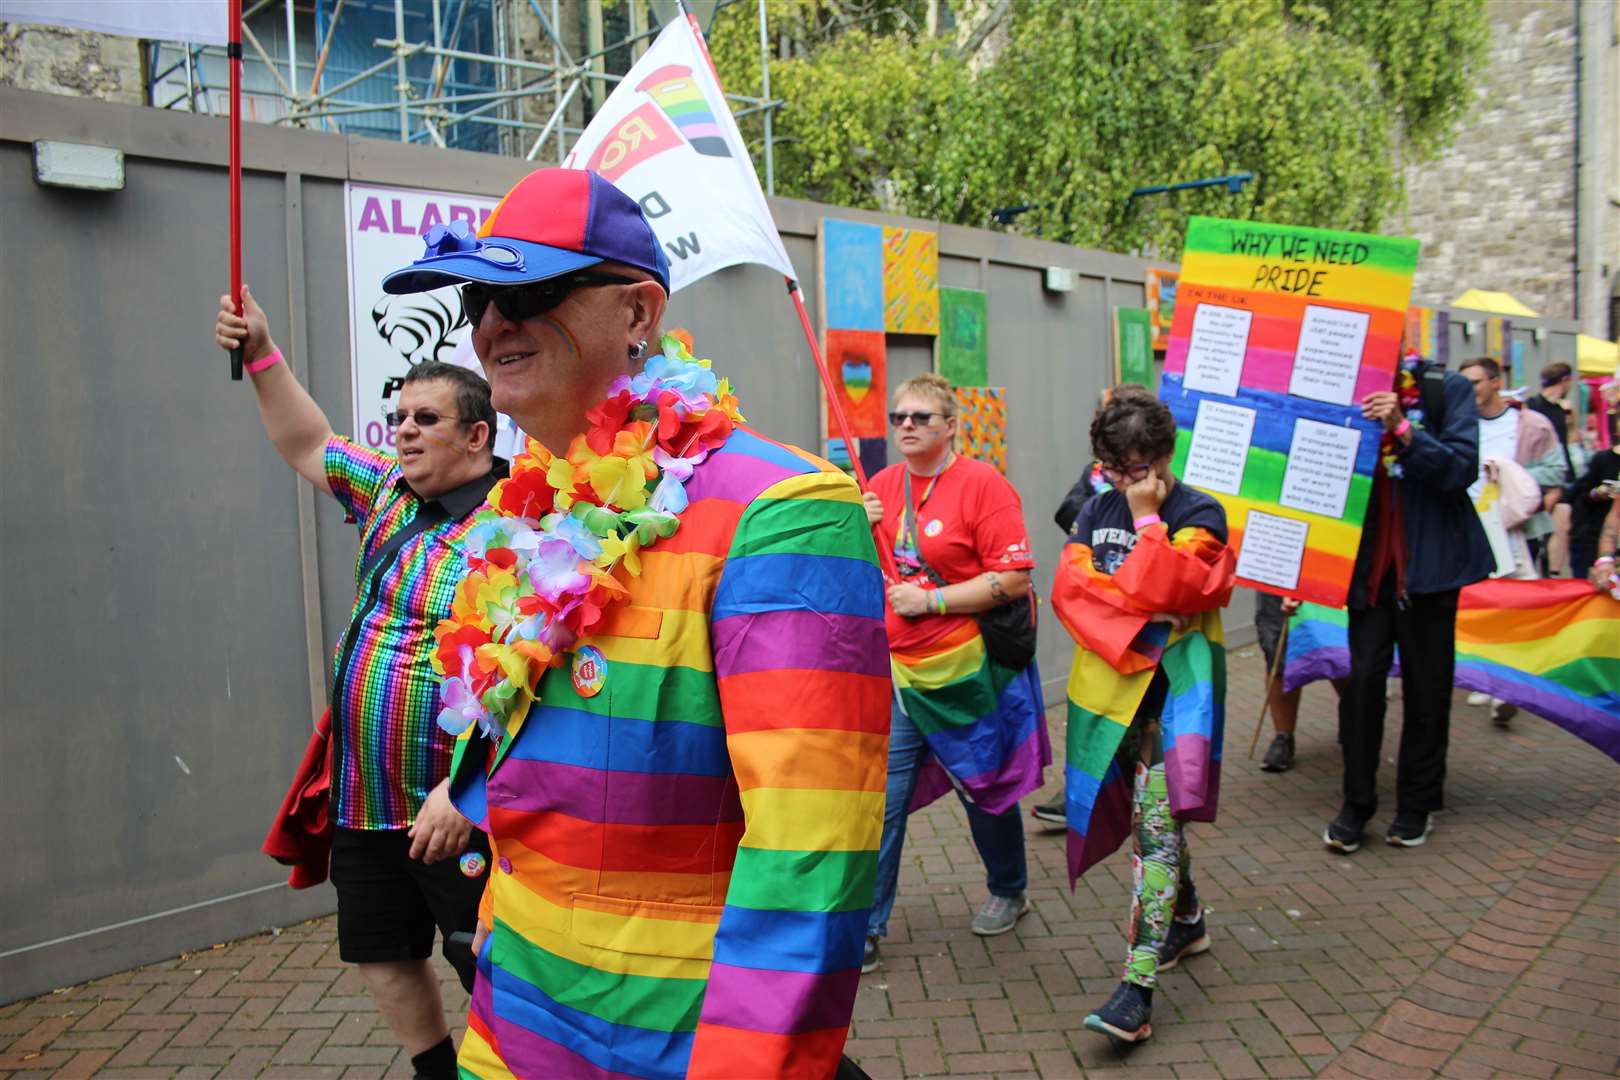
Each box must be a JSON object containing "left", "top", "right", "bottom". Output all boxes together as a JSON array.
[
  {"left": 385, "top": 408, "right": 468, "bottom": 429},
  {"left": 888, "top": 410, "right": 945, "bottom": 427},
  {"left": 460, "top": 272, "right": 641, "bottom": 327}
]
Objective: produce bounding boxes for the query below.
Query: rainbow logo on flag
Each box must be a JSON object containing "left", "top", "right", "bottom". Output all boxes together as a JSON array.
[
  {"left": 635, "top": 64, "right": 733, "bottom": 159},
  {"left": 1284, "top": 580, "right": 1620, "bottom": 761}
]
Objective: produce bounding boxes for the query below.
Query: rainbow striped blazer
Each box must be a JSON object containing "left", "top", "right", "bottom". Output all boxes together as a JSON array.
[{"left": 448, "top": 427, "right": 890, "bottom": 1080}]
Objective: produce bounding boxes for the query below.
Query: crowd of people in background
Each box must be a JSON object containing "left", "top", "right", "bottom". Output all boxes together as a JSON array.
[{"left": 218, "top": 166, "right": 1620, "bottom": 1077}]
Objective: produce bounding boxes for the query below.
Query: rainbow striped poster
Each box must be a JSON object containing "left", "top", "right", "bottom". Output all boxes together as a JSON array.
[{"left": 1161, "top": 216, "right": 1419, "bottom": 607}]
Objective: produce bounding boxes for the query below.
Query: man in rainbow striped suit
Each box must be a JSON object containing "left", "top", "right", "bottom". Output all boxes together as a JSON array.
[{"left": 384, "top": 168, "right": 890, "bottom": 1079}]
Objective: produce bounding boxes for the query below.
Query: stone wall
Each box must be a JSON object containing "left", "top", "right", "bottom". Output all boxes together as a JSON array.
[
  {"left": 0, "top": 23, "right": 143, "bottom": 105},
  {"left": 1399, "top": 0, "right": 1579, "bottom": 321}
]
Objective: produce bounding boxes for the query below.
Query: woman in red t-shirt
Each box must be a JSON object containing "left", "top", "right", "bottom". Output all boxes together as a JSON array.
[{"left": 858, "top": 373, "right": 1048, "bottom": 974}]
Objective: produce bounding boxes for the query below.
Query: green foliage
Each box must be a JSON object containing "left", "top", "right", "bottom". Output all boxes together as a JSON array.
[{"left": 700, "top": 0, "right": 1488, "bottom": 253}]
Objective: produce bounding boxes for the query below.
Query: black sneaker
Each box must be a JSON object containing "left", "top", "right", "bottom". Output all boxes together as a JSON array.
[
  {"left": 860, "top": 935, "right": 880, "bottom": 974},
  {"left": 1083, "top": 981, "right": 1153, "bottom": 1043},
  {"left": 1156, "top": 913, "right": 1210, "bottom": 972},
  {"left": 1323, "top": 804, "right": 1372, "bottom": 853},
  {"left": 1386, "top": 810, "right": 1433, "bottom": 847},
  {"left": 1491, "top": 699, "right": 1518, "bottom": 727},
  {"left": 1259, "top": 732, "right": 1295, "bottom": 772},
  {"left": 1031, "top": 795, "right": 1066, "bottom": 826}
]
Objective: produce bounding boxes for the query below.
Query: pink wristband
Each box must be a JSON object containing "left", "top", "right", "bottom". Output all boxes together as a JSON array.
[
  {"left": 1393, "top": 417, "right": 1412, "bottom": 437},
  {"left": 244, "top": 347, "right": 284, "bottom": 374},
  {"left": 1133, "top": 514, "right": 1162, "bottom": 531}
]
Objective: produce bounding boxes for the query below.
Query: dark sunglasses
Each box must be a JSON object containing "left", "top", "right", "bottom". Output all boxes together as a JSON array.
[
  {"left": 888, "top": 410, "right": 945, "bottom": 427},
  {"left": 460, "top": 272, "right": 641, "bottom": 326},
  {"left": 385, "top": 408, "right": 468, "bottom": 429}
]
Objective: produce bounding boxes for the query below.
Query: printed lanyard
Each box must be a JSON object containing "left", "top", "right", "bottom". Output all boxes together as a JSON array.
[{"left": 894, "top": 457, "right": 951, "bottom": 572}]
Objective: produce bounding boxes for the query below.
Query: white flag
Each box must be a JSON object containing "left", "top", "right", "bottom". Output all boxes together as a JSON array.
[
  {"left": 0, "top": 0, "right": 227, "bottom": 45},
  {"left": 563, "top": 17, "right": 795, "bottom": 292}
]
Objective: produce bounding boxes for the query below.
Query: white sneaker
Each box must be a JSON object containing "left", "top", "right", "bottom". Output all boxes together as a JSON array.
[{"left": 1466, "top": 691, "right": 1490, "bottom": 706}]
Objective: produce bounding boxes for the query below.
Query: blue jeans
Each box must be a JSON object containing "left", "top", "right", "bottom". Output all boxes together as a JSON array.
[{"left": 867, "top": 695, "right": 1028, "bottom": 939}]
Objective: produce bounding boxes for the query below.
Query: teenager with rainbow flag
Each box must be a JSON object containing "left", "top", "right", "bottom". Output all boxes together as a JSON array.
[
  {"left": 860, "top": 372, "right": 1049, "bottom": 973},
  {"left": 1051, "top": 387, "right": 1235, "bottom": 1044}
]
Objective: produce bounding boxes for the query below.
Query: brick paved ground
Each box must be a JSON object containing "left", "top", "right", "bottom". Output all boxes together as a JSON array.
[{"left": 3, "top": 646, "right": 1616, "bottom": 1079}]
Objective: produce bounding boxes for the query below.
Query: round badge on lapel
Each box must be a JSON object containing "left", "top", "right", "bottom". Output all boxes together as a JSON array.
[
  {"left": 923, "top": 518, "right": 944, "bottom": 538},
  {"left": 458, "top": 851, "right": 487, "bottom": 878},
  {"left": 571, "top": 645, "right": 607, "bottom": 698}
]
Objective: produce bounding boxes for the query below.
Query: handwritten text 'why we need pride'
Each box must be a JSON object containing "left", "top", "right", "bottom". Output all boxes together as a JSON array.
[{"left": 1226, "top": 226, "right": 1375, "bottom": 298}]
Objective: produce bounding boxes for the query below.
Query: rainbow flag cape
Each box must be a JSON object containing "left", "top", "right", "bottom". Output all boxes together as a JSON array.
[
  {"left": 1062, "top": 618, "right": 1226, "bottom": 882},
  {"left": 1050, "top": 522, "right": 1235, "bottom": 885},
  {"left": 891, "top": 618, "right": 1050, "bottom": 816},
  {"left": 1283, "top": 580, "right": 1620, "bottom": 762}
]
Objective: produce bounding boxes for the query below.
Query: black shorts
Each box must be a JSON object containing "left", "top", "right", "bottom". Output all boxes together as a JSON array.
[{"left": 329, "top": 826, "right": 489, "bottom": 965}]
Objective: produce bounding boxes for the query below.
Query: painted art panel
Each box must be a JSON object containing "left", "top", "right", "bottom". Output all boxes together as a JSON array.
[
  {"left": 883, "top": 226, "right": 940, "bottom": 334},
  {"left": 1161, "top": 215, "right": 1419, "bottom": 608},
  {"left": 1115, "top": 307, "right": 1156, "bottom": 389},
  {"left": 938, "top": 287, "right": 989, "bottom": 386},
  {"left": 824, "top": 329, "right": 888, "bottom": 439},
  {"left": 1146, "top": 269, "right": 1179, "bottom": 352},
  {"left": 954, "top": 386, "right": 1007, "bottom": 475},
  {"left": 828, "top": 437, "right": 889, "bottom": 479},
  {"left": 820, "top": 218, "right": 885, "bottom": 331}
]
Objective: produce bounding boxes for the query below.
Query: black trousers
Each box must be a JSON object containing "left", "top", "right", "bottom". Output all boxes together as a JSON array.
[{"left": 1338, "top": 581, "right": 1461, "bottom": 816}]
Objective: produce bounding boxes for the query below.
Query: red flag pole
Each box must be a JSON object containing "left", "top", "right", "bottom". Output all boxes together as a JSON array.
[{"left": 228, "top": 0, "right": 244, "bottom": 380}]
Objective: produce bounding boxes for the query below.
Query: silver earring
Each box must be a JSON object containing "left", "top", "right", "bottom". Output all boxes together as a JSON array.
[{"left": 628, "top": 339, "right": 648, "bottom": 361}]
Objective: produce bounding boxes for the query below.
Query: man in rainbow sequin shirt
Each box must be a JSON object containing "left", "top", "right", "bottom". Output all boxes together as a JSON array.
[{"left": 382, "top": 168, "right": 890, "bottom": 1079}]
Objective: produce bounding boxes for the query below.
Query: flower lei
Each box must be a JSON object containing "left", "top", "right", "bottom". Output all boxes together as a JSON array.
[
  {"left": 430, "top": 333, "right": 743, "bottom": 741},
  {"left": 1380, "top": 359, "right": 1426, "bottom": 479}
]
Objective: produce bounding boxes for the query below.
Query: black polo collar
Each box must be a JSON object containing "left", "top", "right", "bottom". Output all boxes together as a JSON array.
[{"left": 396, "top": 457, "right": 509, "bottom": 520}]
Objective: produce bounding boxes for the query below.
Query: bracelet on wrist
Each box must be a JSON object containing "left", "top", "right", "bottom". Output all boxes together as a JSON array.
[
  {"left": 1597, "top": 555, "right": 1617, "bottom": 566},
  {"left": 244, "top": 347, "right": 284, "bottom": 374},
  {"left": 1393, "top": 417, "right": 1412, "bottom": 438},
  {"left": 933, "top": 588, "right": 948, "bottom": 615},
  {"left": 1133, "top": 513, "right": 1162, "bottom": 531}
]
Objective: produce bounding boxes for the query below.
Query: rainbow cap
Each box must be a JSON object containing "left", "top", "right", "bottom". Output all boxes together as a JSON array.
[{"left": 383, "top": 169, "right": 670, "bottom": 295}]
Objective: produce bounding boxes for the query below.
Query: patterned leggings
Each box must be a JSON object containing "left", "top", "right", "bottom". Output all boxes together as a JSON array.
[{"left": 1122, "top": 746, "right": 1202, "bottom": 988}]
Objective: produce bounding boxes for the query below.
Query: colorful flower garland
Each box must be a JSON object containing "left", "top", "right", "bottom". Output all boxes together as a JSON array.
[
  {"left": 1379, "top": 360, "right": 1426, "bottom": 479},
  {"left": 430, "top": 333, "right": 743, "bottom": 741}
]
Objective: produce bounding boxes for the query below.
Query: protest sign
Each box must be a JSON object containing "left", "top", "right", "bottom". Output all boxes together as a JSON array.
[{"left": 1161, "top": 216, "right": 1419, "bottom": 606}]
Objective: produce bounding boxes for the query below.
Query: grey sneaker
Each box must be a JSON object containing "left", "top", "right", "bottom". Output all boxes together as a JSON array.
[
  {"left": 1031, "top": 795, "right": 1066, "bottom": 826},
  {"left": 971, "top": 893, "right": 1030, "bottom": 936},
  {"left": 860, "top": 935, "right": 880, "bottom": 974}
]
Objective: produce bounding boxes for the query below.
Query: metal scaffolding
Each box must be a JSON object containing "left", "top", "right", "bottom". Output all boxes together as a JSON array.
[{"left": 145, "top": 0, "right": 783, "bottom": 183}]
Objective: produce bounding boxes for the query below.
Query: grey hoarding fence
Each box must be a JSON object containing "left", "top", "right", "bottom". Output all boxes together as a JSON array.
[{"left": 10, "top": 86, "right": 1581, "bottom": 1001}]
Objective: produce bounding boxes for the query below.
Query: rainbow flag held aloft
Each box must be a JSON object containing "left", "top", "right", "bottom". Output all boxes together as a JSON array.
[
  {"left": 892, "top": 619, "right": 1050, "bottom": 816},
  {"left": 1283, "top": 580, "right": 1620, "bottom": 762}
]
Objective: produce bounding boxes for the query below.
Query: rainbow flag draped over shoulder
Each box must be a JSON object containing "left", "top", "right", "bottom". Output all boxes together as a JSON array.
[
  {"left": 1061, "top": 618, "right": 1227, "bottom": 881},
  {"left": 1051, "top": 520, "right": 1236, "bottom": 885},
  {"left": 1283, "top": 580, "right": 1620, "bottom": 762},
  {"left": 892, "top": 618, "right": 1050, "bottom": 815}
]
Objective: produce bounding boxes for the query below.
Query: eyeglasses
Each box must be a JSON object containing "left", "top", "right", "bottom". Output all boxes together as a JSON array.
[
  {"left": 1102, "top": 461, "right": 1155, "bottom": 483},
  {"left": 888, "top": 411, "right": 946, "bottom": 427},
  {"left": 460, "top": 272, "right": 641, "bottom": 327},
  {"left": 385, "top": 408, "right": 468, "bottom": 429}
]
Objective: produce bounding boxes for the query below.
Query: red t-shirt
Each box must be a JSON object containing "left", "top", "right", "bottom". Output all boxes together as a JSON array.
[{"left": 870, "top": 455, "right": 1035, "bottom": 653}]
